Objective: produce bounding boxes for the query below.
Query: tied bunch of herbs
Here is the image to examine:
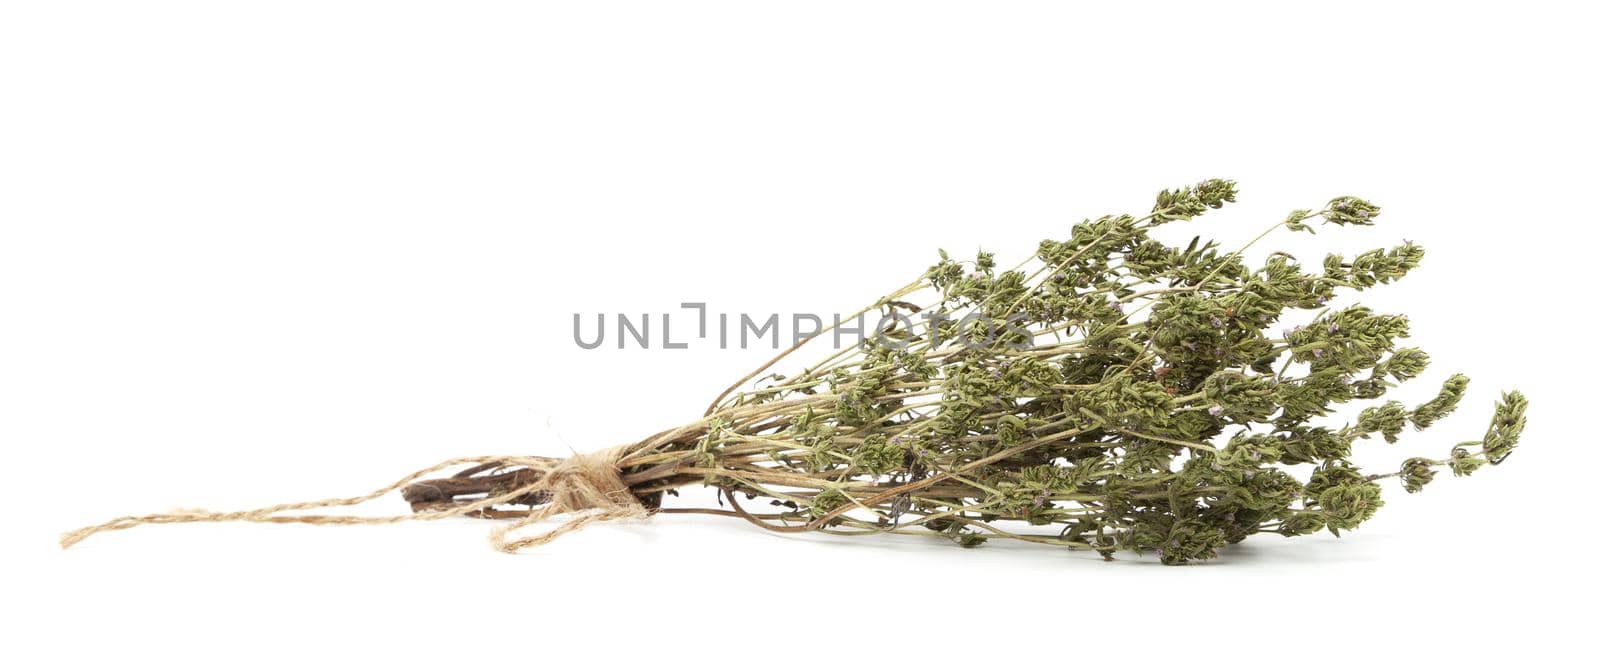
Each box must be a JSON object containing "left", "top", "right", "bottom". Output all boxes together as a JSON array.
[{"left": 411, "top": 180, "right": 1526, "bottom": 564}]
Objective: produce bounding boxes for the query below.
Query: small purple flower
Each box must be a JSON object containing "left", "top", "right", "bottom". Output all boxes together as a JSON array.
[
  {"left": 1328, "top": 323, "right": 1340, "bottom": 334},
  {"left": 1312, "top": 349, "right": 1325, "bottom": 359},
  {"left": 1210, "top": 317, "right": 1223, "bottom": 328},
  {"left": 1208, "top": 405, "right": 1224, "bottom": 417}
]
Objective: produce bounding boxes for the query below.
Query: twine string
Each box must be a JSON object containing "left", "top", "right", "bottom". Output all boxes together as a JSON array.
[{"left": 59, "top": 447, "right": 649, "bottom": 552}]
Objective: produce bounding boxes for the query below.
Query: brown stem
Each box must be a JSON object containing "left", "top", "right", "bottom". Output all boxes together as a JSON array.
[{"left": 402, "top": 468, "right": 549, "bottom": 513}]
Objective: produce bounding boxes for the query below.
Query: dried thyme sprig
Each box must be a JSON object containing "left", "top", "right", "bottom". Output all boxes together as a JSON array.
[{"left": 414, "top": 181, "right": 1527, "bottom": 564}]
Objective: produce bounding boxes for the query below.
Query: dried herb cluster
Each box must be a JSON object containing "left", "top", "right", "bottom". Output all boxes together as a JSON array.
[{"left": 421, "top": 180, "right": 1528, "bottom": 564}]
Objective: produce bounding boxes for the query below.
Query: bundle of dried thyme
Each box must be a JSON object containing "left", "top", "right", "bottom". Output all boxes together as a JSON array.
[{"left": 65, "top": 180, "right": 1526, "bottom": 564}]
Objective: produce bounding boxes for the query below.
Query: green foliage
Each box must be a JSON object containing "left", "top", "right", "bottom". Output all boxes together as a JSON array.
[
  {"left": 1151, "top": 179, "right": 1239, "bottom": 222},
  {"left": 1400, "top": 458, "right": 1436, "bottom": 493},
  {"left": 1483, "top": 391, "right": 1527, "bottom": 463},
  {"left": 667, "top": 180, "right": 1527, "bottom": 565},
  {"left": 1411, "top": 374, "right": 1469, "bottom": 429},
  {"left": 1317, "top": 483, "right": 1384, "bottom": 535},
  {"left": 850, "top": 434, "right": 905, "bottom": 475}
]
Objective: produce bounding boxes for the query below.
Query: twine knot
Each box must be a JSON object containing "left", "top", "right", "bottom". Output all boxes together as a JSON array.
[{"left": 486, "top": 446, "right": 651, "bottom": 552}]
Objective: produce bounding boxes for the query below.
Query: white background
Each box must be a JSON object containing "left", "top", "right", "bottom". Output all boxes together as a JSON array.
[{"left": 3, "top": 2, "right": 1595, "bottom": 650}]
